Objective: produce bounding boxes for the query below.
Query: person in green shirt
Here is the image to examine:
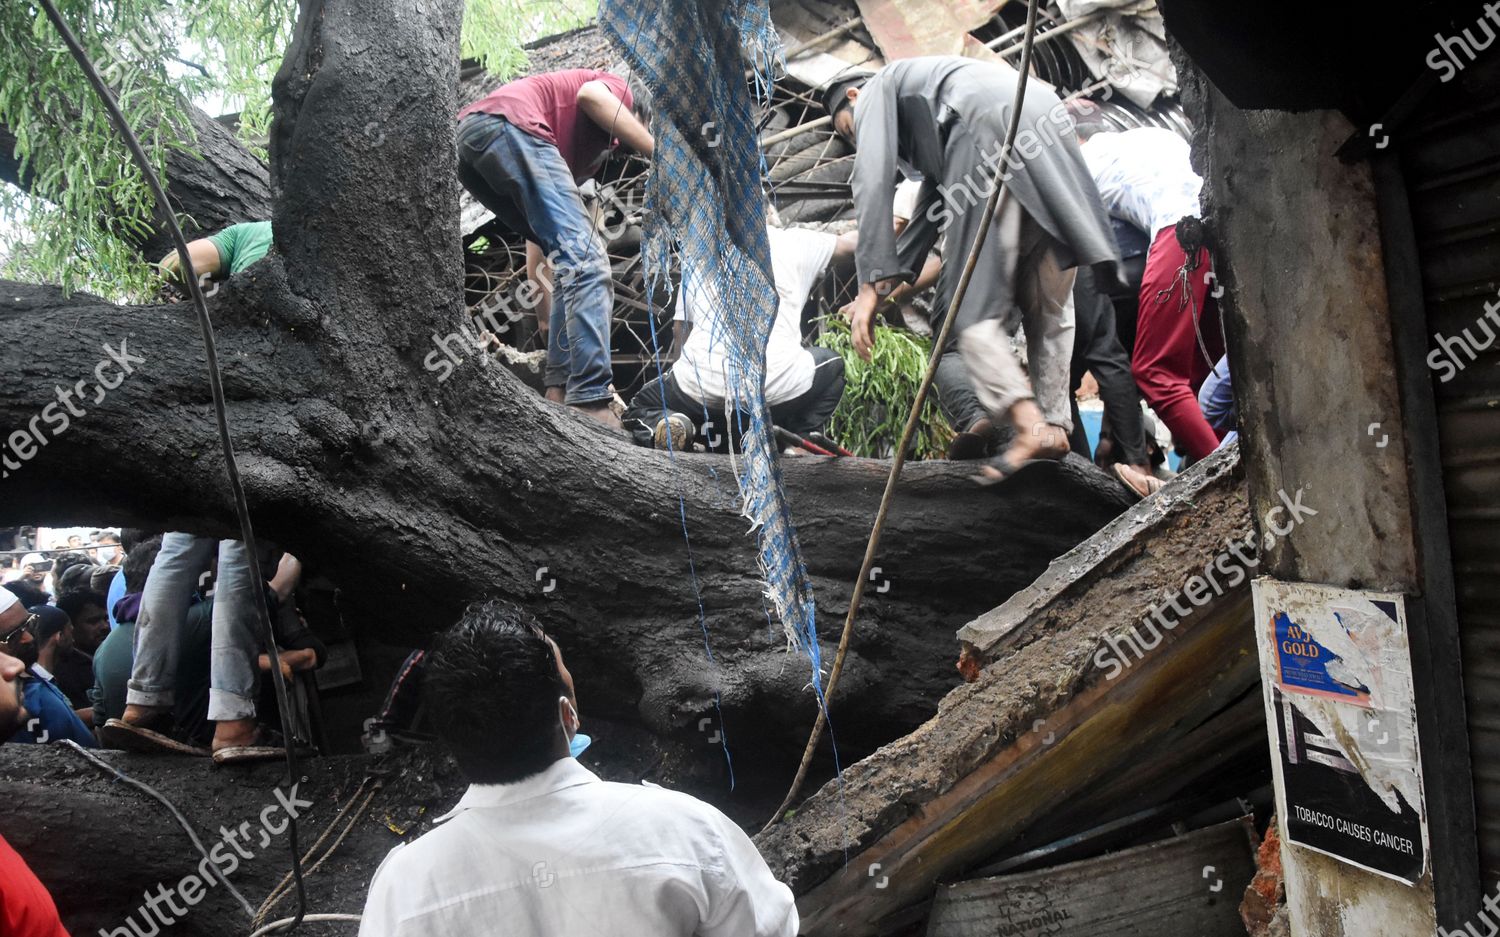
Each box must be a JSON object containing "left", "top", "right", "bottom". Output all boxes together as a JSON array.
[{"left": 157, "top": 219, "right": 273, "bottom": 284}]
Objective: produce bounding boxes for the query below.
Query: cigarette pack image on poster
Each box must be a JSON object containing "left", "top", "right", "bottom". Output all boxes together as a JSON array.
[
  {"left": 1253, "top": 581, "right": 1427, "bottom": 885},
  {"left": 1273, "top": 686, "right": 1425, "bottom": 883}
]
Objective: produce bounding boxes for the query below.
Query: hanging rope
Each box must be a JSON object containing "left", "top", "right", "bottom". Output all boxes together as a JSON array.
[
  {"left": 763, "top": 0, "right": 1046, "bottom": 829},
  {"left": 37, "top": 1, "right": 310, "bottom": 928}
]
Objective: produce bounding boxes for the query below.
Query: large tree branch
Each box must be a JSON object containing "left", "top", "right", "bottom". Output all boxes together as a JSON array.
[{"left": 0, "top": 271, "right": 1131, "bottom": 764}]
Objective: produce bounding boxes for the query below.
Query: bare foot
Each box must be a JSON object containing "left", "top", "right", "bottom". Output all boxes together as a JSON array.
[
  {"left": 1006, "top": 400, "right": 1070, "bottom": 462},
  {"left": 544, "top": 386, "right": 565, "bottom": 404},
  {"left": 121, "top": 703, "right": 169, "bottom": 726},
  {"left": 212, "top": 718, "right": 260, "bottom": 752}
]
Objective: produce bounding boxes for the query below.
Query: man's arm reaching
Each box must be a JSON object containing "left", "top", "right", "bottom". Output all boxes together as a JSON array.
[
  {"left": 577, "top": 80, "right": 654, "bottom": 157},
  {"left": 156, "top": 238, "right": 222, "bottom": 283}
]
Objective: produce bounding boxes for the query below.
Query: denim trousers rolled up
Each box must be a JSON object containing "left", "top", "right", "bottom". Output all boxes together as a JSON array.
[
  {"left": 127, "top": 533, "right": 259, "bottom": 722},
  {"left": 456, "top": 114, "right": 614, "bottom": 405}
]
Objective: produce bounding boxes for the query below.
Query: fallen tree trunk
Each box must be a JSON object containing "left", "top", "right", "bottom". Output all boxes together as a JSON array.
[
  {"left": 756, "top": 447, "right": 1268, "bottom": 935},
  {"left": 0, "top": 268, "right": 1130, "bottom": 768},
  {"left": 0, "top": 744, "right": 425, "bottom": 936}
]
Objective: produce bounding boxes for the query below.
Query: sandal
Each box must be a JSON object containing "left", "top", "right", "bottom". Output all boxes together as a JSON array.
[
  {"left": 947, "top": 419, "right": 1001, "bottom": 461},
  {"left": 211, "top": 726, "right": 318, "bottom": 766},
  {"left": 1112, "top": 463, "right": 1165, "bottom": 501},
  {"left": 212, "top": 726, "right": 290, "bottom": 766},
  {"left": 972, "top": 452, "right": 1057, "bottom": 487},
  {"left": 100, "top": 716, "right": 210, "bottom": 757}
]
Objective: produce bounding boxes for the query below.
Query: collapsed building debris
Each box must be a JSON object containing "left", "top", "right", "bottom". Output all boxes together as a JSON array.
[
  {"left": 756, "top": 446, "right": 1268, "bottom": 934},
  {"left": 924, "top": 816, "right": 1258, "bottom": 936}
]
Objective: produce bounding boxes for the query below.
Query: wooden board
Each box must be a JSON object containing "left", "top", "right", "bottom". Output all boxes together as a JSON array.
[
  {"left": 926, "top": 818, "right": 1259, "bottom": 937},
  {"left": 856, "top": 0, "right": 1005, "bottom": 59}
]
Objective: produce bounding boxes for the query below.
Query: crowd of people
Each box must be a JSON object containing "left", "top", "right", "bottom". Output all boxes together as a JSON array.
[
  {"left": 151, "top": 59, "right": 1235, "bottom": 494},
  {"left": 0, "top": 529, "right": 324, "bottom": 763},
  {"left": 0, "top": 529, "right": 334, "bottom": 925}
]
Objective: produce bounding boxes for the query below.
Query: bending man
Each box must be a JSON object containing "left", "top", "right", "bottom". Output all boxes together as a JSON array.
[
  {"left": 1069, "top": 105, "right": 1223, "bottom": 461},
  {"left": 624, "top": 224, "right": 853, "bottom": 451},
  {"left": 833, "top": 57, "right": 1118, "bottom": 480},
  {"left": 457, "top": 69, "right": 654, "bottom": 429}
]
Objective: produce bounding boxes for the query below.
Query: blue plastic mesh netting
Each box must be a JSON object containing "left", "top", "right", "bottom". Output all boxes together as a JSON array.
[{"left": 601, "top": 0, "right": 821, "bottom": 680}]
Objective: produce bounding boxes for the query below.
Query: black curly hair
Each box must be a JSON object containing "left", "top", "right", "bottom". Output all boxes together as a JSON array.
[{"left": 426, "top": 600, "right": 570, "bottom": 784}]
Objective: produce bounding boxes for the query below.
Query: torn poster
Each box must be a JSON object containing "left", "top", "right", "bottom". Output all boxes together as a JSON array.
[{"left": 1253, "top": 580, "right": 1428, "bottom": 885}]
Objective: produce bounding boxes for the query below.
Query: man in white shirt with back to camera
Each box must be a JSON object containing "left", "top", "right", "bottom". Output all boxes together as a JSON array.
[
  {"left": 358, "top": 600, "right": 798, "bottom": 937},
  {"left": 624, "top": 224, "right": 854, "bottom": 451}
]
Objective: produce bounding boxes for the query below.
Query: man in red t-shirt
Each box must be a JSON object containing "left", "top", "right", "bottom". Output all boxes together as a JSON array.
[
  {"left": 457, "top": 69, "right": 654, "bottom": 429},
  {"left": 0, "top": 643, "right": 71, "bottom": 936}
]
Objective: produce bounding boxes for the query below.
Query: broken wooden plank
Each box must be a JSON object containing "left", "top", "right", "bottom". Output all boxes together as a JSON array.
[
  {"left": 959, "top": 443, "right": 1248, "bottom": 666},
  {"left": 856, "top": 0, "right": 1007, "bottom": 59},
  {"left": 925, "top": 817, "right": 1258, "bottom": 936},
  {"left": 756, "top": 446, "right": 1260, "bottom": 935}
]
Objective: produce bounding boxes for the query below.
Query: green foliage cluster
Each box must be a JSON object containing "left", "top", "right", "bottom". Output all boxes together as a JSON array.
[
  {"left": 462, "top": 0, "right": 598, "bottom": 79},
  {"left": 0, "top": 1, "right": 203, "bottom": 297},
  {"left": 815, "top": 314, "right": 954, "bottom": 460},
  {"left": 0, "top": 0, "right": 594, "bottom": 298}
]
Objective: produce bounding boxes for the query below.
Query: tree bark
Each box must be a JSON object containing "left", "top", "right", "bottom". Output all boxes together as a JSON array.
[{"left": 0, "top": 745, "right": 411, "bottom": 936}]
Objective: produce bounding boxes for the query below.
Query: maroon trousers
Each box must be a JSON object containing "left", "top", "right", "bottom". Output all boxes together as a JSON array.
[{"left": 1133, "top": 225, "right": 1225, "bottom": 461}]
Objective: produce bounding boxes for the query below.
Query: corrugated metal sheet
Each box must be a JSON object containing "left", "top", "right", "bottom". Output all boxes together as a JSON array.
[{"left": 1402, "top": 52, "right": 1500, "bottom": 884}]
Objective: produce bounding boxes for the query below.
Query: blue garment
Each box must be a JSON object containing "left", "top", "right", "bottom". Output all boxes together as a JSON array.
[
  {"left": 455, "top": 115, "right": 614, "bottom": 405},
  {"left": 106, "top": 563, "right": 127, "bottom": 630},
  {"left": 569, "top": 731, "right": 592, "bottom": 759},
  {"left": 600, "top": 0, "right": 822, "bottom": 689},
  {"left": 10, "top": 673, "right": 96, "bottom": 747},
  {"left": 1199, "top": 354, "right": 1236, "bottom": 432}
]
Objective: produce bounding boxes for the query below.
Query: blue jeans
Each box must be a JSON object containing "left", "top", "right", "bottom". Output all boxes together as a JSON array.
[
  {"left": 127, "top": 534, "right": 260, "bottom": 722},
  {"left": 457, "top": 114, "right": 614, "bottom": 405}
]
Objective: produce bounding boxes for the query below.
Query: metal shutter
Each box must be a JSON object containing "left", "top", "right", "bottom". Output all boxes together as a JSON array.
[{"left": 1402, "top": 53, "right": 1500, "bottom": 882}]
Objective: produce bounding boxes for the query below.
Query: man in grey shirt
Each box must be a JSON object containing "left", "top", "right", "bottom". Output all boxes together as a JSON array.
[{"left": 832, "top": 57, "right": 1117, "bottom": 480}]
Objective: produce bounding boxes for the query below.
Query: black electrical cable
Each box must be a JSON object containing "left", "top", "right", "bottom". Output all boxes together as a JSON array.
[{"left": 36, "top": 2, "right": 309, "bottom": 931}]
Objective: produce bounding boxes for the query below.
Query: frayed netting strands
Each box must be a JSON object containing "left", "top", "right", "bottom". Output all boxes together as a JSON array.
[{"left": 600, "top": 0, "right": 823, "bottom": 682}]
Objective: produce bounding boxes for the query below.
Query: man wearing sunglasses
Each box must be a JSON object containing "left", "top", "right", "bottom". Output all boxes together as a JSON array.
[{"left": 4, "top": 604, "right": 95, "bottom": 748}]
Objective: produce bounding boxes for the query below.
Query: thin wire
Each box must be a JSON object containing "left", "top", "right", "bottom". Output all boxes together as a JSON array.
[
  {"left": 252, "top": 778, "right": 378, "bottom": 927},
  {"left": 763, "top": 0, "right": 1046, "bottom": 829},
  {"left": 37, "top": 1, "right": 309, "bottom": 928},
  {"left": 614, "top": 43, "right": 742, "bottom": 787},
  {"left": 247, "top": 914, "right": 361, "bottom": 937},
  {"left": 57, "top": 740, "right": 257, "bottom": 918}
]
